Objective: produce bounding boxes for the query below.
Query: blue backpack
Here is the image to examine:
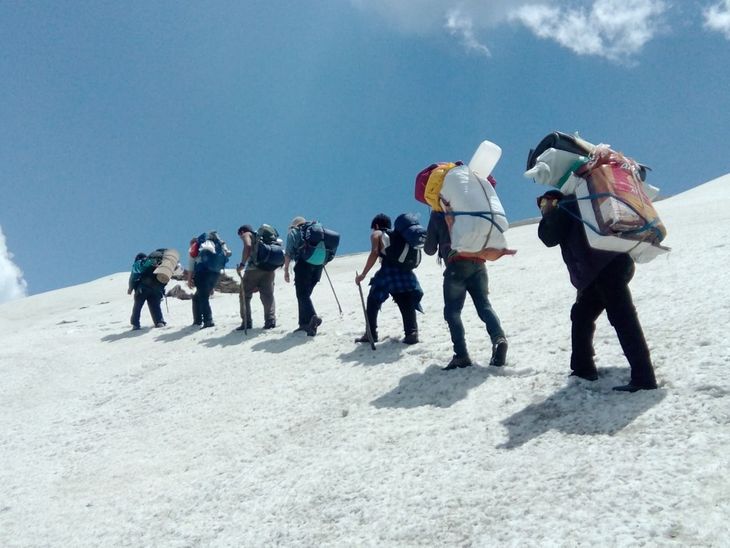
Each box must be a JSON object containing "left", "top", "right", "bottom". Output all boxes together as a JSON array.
[{"left": 197, "top": 232, "right": 229, "bottom": 272}]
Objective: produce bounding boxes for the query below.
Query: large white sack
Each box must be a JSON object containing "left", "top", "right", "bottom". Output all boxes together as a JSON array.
[{"left": 440, "top": 165, "right": 508, "bottom": 252}]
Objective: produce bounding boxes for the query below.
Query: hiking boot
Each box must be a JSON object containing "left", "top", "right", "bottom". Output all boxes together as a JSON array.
[
  {"left": 201, "top": 322, "right": 215, "bottom": 329},
  {"left": 264, "top": 320, "right": 276, "bottom": 329},
  {"left": 612, "top": 382, "right": 657, "bottom": 393},
  {"left": 155, "top": 322, "right": 166, "bottom": 328},
  {"left": 235, "top": 323, "right": 248, "bottom": 331},
  {"left": 402, "top": 332, "right": 419, "bottom": 345},
  {"left": 443, "top": 354, "right": 472, "bottom": 371},
  {"left": 131, "top": 325, "right": 141, "bottom": 331},
  {"left": 570, "top": 370, "right": 598, "bottom": 381},
  {"left": 355, "top": 333, "right": 378, "bottom": 343},
  {"left": 306, "top": 315, "right": 322, "bottom": 337},
  {"left": 489, "top": 337, "right": 508, "bottom": 366}
]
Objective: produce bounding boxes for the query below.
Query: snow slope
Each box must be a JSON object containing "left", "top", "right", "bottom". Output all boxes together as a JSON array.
[{"left": 1, "top": 175, "right": 729, "bottom": 546}]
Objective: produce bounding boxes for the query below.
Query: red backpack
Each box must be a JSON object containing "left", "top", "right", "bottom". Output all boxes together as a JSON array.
[{"left": 414, "top": 162, "right": 463, "bottom": 205}]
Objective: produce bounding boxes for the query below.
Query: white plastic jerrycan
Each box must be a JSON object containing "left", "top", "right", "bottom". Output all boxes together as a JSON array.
[{"left": 468, "top": 140, "right": 502, "bottom": 178}]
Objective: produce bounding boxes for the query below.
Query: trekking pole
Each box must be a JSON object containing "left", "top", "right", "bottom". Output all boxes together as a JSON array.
[
  {"left": 237, "top": 271, "right": 248, "bottom": 335},
  {"left": 323, "top": 266, "right": 342, "bottom": 316},
  {"left": 164, "top": 293, "right": 169, "bottom": 315},
  {"left": 355, "top": 271, "right": 376, "bottom": 351}
]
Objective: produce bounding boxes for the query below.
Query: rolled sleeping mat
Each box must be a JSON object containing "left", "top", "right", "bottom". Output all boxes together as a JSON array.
[{"left": 154, "top": 248, "right": 180, "bottom": 283}]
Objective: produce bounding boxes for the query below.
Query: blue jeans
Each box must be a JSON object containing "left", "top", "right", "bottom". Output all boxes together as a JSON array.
[{"left": 443, "top": 260, "right": 504, "bottom": 358}]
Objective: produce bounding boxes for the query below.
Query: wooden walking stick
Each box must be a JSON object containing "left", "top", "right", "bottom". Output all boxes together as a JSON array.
[
  {"left": 323, "top": 265, "right": 342, "bottom": 316},
  {"left": 237, "top": 271, "right": 247, "bottom": 335},
  {"left": 356, "top": 271, "right": 376, "bottom": 351}
]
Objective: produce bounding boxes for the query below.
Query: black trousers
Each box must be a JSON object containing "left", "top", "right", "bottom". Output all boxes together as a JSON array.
[
  {"left": 130, "top": 286, "right": 164, "bottom": 327},
  {"left": 365, "top": 290, "right": 418, "bottom": 338},
  {"left": 570, "top": 255, "right": 656, "bottom": 386},
  {"left": 193, "top": 270, "right": 220, "bottom": 325},
  {"left": 294, "top": 261, "right": 323, "bottom": 327}
]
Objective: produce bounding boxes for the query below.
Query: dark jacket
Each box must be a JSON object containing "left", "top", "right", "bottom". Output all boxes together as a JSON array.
[
  {"left": 129, "top": 257, "right": 165, "bottom": 295},
  {"left": 538, "top": 196, "right": 624, "bottom": 290},
  {"left": 424, "top": 211, "right": 452, "bottom": 261}
]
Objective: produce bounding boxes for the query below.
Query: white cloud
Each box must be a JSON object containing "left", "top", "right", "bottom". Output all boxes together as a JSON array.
[
  {"left": 349, "top": 0, "right": 518, "bottom": 34},
  {"left": 446, "top": 9, "right": 491, "bottom": 57},
  {"left": 704, "top": 0, "right": 730, "bottom": 38},
  {"left": 350, "top": 0, "right": 669, "bottom": 61},
  {"left": 510, "top": 0, "right": 668, "bottom": 62},
  {"left": 0, "top": 225, "right": 27, "bottom": 303},
  {"left": 349, "top": 0, "right": 520, "bottom": 54}
]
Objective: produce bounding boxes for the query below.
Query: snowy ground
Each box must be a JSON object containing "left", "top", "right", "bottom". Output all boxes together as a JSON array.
[{"left": 1, "top": 175, "right": 729, "bottom": 546}]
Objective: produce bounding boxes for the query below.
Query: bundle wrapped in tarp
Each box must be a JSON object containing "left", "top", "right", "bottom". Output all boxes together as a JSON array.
[{"left": 525, "top": 131, "right": 669, "bottom": 263}]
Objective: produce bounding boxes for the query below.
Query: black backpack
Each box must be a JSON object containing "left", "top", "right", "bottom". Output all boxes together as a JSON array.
[
  {"left": 297, "top": 221, "right": 340, "bottom": 265},
  {"left": 251, "top": 224, "right": 284, "bottom": 271},
  {"left": 381, "top": 213, "right": 426, "bottom": 270}
]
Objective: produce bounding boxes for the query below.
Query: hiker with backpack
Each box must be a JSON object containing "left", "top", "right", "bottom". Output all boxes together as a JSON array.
[
  {"left": 354, "top": 213, "right": 423, "bottom": 345},
  {"left": 424, "top": 211, "right": 515, "bottom": 370},
  {"left": 236, "top": 224, "right": 280, "bottom": 330},
  {"left": 190, "top": 231, "right": 231, "bottom": 329},
  {"left": 127, "top": 251, "right": 167, "bottom": 330},
  {"left": 537, "top": 189, "right": 658, "bottom": 392},
  {"left": 186, "top": 237, "right": 203, "bottom": 326},
  {"left": 283, "top": 216, "right": 340, "bottom": 336}
]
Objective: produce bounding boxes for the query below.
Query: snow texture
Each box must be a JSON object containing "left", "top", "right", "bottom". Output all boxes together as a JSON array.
[{"left": 1, "top": 175, "right": 729, "bottom": 546}]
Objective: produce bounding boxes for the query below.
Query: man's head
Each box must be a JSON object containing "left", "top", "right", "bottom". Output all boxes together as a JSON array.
[
  {"left": 289, "top": 216, "right": 306, "bottom": 229},
  {"left": 370, "top": 213, "right": 391, "bottom": 231},
  {"left": 537, "top": 190, "right": 564, "bottom": 213},
  {"left": 237, "top": 225, "right": 254, "bottom": 238},
  {"left": 135, "top": 252, "right": 147, "bottom": 262}
]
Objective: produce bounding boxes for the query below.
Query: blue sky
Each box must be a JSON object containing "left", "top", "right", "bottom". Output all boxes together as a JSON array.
[{"left": 2, "top": 0, "right": 729, "bottom": 298}]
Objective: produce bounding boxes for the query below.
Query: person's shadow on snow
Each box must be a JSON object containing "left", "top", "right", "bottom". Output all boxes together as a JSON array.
[
  {"left": 338, "top": 337, "right": 407, "bottom": 366},
  {"left": 152, "top": 326, "right": 203, "bottom": 343},
  {"left": 498, "top": 366, "right": 666, "bottom": 449},
  {"left": 100, "top": 329, "right": 147, "bottom": 342},
  {"left": 201, "top": 329, "right": 253, "bottom": 347},
  {"left": 372, "top": 363, "right": 492, "bottom": 408},
  {"left": 250, "top": 331, "right": 311, "bottom": 354}
]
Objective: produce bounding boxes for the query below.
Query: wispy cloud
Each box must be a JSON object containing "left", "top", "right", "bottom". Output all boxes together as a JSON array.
[
  {"left": 446, "top": 9, "right": 491, "bottom": 57},
  {"left": 0, "top": 226, "right": 27, "bottom": 303},
  {"left": 510, "top": 0, "right": 668, "bottom": 62},
  {"left": 704, "top": 0, "right": 730, "bottom": 38},
  {"left": 350, "top": 0, "right": 671, "bottom": 61}
]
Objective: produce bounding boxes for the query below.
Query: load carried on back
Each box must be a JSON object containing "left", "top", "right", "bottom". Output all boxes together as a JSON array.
[
  {"left": 132, "top": 249, "right": 175, "bottom": 290},
  {"left": 524, "top": 131, "right": 669, "bottom": 263},
  {"left": 296, "top": 220, "right": 340, "bottom": 266},
  {"left": 152, "top": 248, "right": 180, "bottom": 283},
  {"left": 415, "top": 140, "right": 509, "bottom": 252},
  {"left": 380, "top": 213, "right": 427, "bottom": 270},
  {"left": 251, "top": 224, "right": 285, "bottom": 271},
  {"left": 194, "top": 231, "right": 231, "bottom": 272}
]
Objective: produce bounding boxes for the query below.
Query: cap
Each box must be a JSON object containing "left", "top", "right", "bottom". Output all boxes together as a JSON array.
[{"left": 290, "top": 216, "right": 306, "bottom": 228}]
